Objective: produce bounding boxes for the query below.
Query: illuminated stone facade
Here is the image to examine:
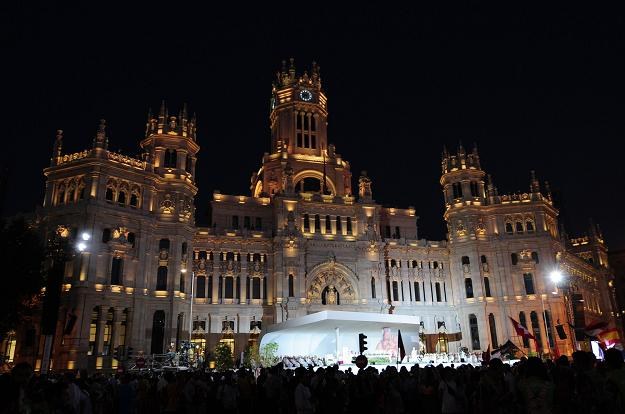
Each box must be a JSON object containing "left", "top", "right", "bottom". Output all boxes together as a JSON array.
[{"left": 13, "top": 61, "right": 618, "bottom": 371}]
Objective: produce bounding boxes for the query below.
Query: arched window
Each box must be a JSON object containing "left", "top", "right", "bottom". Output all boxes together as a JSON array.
[
  {"left": 484, "top": 277, "right": 492, "bottom": 297},
  {"left": 391, "top": 259, "right": 397, "bottom": 268},
  {"left": 435, "top": 282, "right": 442, "bottom": 302},
  {"left": 252, "top": 277, "right": 261, "bottom": 299},
  {"left": 226, "top": 252, "right": 235, "bottom": 261},
  {"left": 325, "top": 215, "right": 332, "bottom": 233},
  {"left": 519, "top": 312, "right": 530, "bottom": 347},
  {"left": 297, "top": 177, "right": 321, "bottom": 193},
  {"left": 531, "top": 252, "right": 539, "bottom": 263},
  {"left": 118, "top": 191, "right": 126, "bottom": 205},
  {"left": 303, "top": 214, "right": 310, "bottom": 232},
  {"left": 159, "top": 238, "right": 170, "bottom": 251},
  {"left": 130, "top": 193, "right": 139, "bottom": 207},
  {"left": 151, "top": 310, "right": 165, "bottom": 354},
  {"left": 156, "top": 266, "right": 168, "bottom": 290},
  {"left": 516, "top": 221, "right": 524, "bottom": 233},
  {"left": 481, "top": 255, "right": 487, "bottom": 264},
  {"left": 67, "top": 187, "right": 75, "bottom": 203},
  {"left": 392, "top": 281, "right": 399, "bottom": 301},
  {"left": 371, "top": 277, "right": 376, "bottom": 299},
  {"left": 465, "top": 278, "right": 474, "bottom": 298},
  {"left": 127, "top": 232, "right": 135, "bottom": 247},
  {"left": 336, "top": 216, "right": 342, "bottom": 233},
  {"left": 111, "top": 257, "right": 123, "bottom": 285},
  {"left": 179, "top": 272, "right": 185, "bottom": 293},
  {"left": 461, "top": 256, "right": 470, "bottom": 265},
  {"left": 105, "top": 188, "right": 114, "bottom": 202},
  {"left": 530, "top": 311, "right": 543, "bottom": 349},
  {"left": 102, "top": 228, "right": 111, "bottom": 243},
  {"left": 469, "top": 314, "right": 480, "bottom": 350},
  {"left": 224, "top": 275, "right": 234, "bottom": 298},
  {"left": 470, "top": 181, "right": 479, "bottom": 197},
  {"left": 523, "top": 273, "right": 535, "bottom": 295},
  {"left": 489, "top": 313, "right": 499, "bottom": 348},
  {"left": 346, "top": 217, "right": 353, "bottom": 234},
  {"left": 505, "top": 222, "right": 514, "bottom": 234},
  {"left": 511, "top": 253, "right": 518, "bottom": 265},
  {"left": 314, "top": 215, "right": 321, "bottom": 233},
  {"left": 412, "top": 260, "right": 418, "bottom": 268},
  {"left": 196, "top": 276, "right": 206, "bottom": 298},
  {"left": 526, "top": 220, "right": 535, "bottom": 232},
  {"left": 164, "top": 149, "right": 177, "bottom": 168},
  {"left": 57, "top": 185, "right": 66, "bottom": 204},
  {"left": 433, "top": 261, "right": 439, "bottom": 269},
  {"left": 181, "top": 242, "right": 187, "bottom": 256},
  {"left": 288, "top": 274, "right": 294, "bottom": 297},
  {"left": 414, "top": 281, "right": 421, "bottom": 301}
]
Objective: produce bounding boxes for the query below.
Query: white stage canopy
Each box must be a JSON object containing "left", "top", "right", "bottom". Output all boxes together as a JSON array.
[{"left": 260, "top": 310, "right": 422, "bottom": 359}]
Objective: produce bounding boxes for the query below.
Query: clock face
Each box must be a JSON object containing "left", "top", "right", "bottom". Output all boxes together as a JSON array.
[{"left": 299, "top": 89, "right": 313, "bottom": 102}]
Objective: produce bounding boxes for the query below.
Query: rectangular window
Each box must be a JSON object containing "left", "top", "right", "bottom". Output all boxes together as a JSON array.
[
  {"left": 395, "top": 226, "right": 401, "bottom": 239},
  {"left": 523, "top": 273, "right": 535, "bottom": 295},
  {"left": 484, "top": 277, "right": 492, "bottom": 297},
  {"left": 252, "top": 278, "right": 261, "bottom": 299},
  {"left": 244, "top": 216, "right": 251, "bottom": 229},
  {"left": 346, "top": 217, "right": 352, "bottom": 234},
  {"left": 232, "top": 215, "right": 239, "bottom": 230},
  {"left": 392, "top": 281, "right": 399, "bottom": 301},
  {"left": 255, "top": 217, "right": 262, "bottom": 230},
  {"left": 297, "top": 133, "right": 303, "bottom": 147},
  {"left": 435, "top": 282, "right": 442, "bottom": 302}
]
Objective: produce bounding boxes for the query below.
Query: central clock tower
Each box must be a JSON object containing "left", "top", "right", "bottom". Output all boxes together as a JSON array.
[
  {"left": 251, "top": 59, "right": 352, "bottom": 198},
  {"left": 269, "top": 58, "right": 328, "bottom": 156}
]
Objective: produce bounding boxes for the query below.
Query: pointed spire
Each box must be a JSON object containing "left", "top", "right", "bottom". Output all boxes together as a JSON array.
[
  {"left": 457, "top": 141, "right": 465, "bottom": 154},
  {"left": 472, "top": 142, "right": 479, "bottom": 155},
  {"left": 530, "top": 170, "right": 541, "bottom": 193},
  {"left": 289, "top": 57, "right": 296, "bottom": 81},
  {"left": 51, "top": 129, "right": 63, "bottom": 166},
  {"left": 145, "top": 107, "right": 153, "bottom": 138},
  {"left": 93, "top": 119, "right": 108, "bottom": 150},
  {"left": 544, "top": 181, "right": 552, "bottom": 201}
]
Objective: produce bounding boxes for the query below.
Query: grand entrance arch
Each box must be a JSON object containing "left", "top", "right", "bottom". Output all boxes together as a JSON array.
[{"left": 306, "top": 259, "right": 359, "bottom": 306}]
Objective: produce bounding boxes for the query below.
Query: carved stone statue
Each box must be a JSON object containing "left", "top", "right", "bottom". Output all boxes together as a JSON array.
[
  {"left": 327, "top": 285, "right": 337, "bottom": 305},
  {"left": 358, "top": 171, "right": 373, "bottom": 201}
]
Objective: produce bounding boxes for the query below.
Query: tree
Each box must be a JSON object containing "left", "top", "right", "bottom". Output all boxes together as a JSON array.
[
  {"left": 259, "top": 341, "right": 280, "bottom": 367},
  {"left": 243, "top": 343, "right": 260, "bottom": 368},
  {"left": 214, "top": 342, "right": 233, "bottom": 371},
  {"left": 0, "top": 217, "right": 45, "bottom": 341}
]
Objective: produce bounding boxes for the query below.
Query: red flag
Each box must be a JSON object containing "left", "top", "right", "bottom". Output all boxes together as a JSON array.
[
  {"left": 398, "top": 330, "right": 406, "bottom": 362},
  {"left": 510, "top": 317, "right": 536, "bottom": 340},
  {"left": 597, "top": 328, "right": 620, "bottom": 347},
  {"left": 584, "top": 320, "right": 609, "bottom": 337}
]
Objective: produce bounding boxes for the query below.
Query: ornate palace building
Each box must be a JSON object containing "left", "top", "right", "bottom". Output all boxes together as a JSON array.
[{"left": 9, "top": 60, "right": 619, "bottom": 371}]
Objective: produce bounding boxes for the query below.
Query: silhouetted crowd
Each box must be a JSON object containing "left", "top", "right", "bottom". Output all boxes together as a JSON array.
[{"left": 2, "top": 349, "right": 624, "bottom": 414}]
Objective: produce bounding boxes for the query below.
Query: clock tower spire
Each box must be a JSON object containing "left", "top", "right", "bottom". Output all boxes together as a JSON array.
[{"left": 251, "top": 59, "right": 352, "bottom": 198}]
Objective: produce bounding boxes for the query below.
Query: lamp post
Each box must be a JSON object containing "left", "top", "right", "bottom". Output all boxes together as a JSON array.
[
  {"left": 41, "top": 227, "right": 90, "bottom": 375},
  {"left": 188, "top": 270, "right": 194, "bottom": 343}
]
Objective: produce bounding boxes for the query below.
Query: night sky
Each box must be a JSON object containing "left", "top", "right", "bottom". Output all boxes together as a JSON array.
[{"left": 2, "top": 4, "right": 624, "bottom": 248}]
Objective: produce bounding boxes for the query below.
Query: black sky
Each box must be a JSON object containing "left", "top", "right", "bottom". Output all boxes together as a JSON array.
[{"left": 2, "top": 3, "right": 624, "bottom": 247}]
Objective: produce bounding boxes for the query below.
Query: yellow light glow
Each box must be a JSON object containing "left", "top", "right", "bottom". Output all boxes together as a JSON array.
[
  {"left": 125, "top": 287, "right": 134, "bottom": 295},
  {"left": 155, "top": 290, "right": 168, "bottom": 298},
  {"left": 67, "top": 361, "right": 75, "bottom": 370},
  {"left": 110, "top": 285, "right": 122, "bottom": 293},
  {"left": 94, "top": 284, "right": 104, "bottom": 292}
]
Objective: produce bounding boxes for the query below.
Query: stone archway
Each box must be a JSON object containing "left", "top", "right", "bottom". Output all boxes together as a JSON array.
[{"left": 306, "top": 260, "right": 359, "bottom": 305}]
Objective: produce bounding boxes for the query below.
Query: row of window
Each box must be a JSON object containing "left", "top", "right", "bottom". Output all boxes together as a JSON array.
[
  {"left": 511, "top": 251, "right": 539, "bottom": 265},
  {"left": 105, "top": 188, "right": 140, "bottom": 208},
  {"left": 450, "top": 181, "right": 482, "bottom": 199},
  {"left": 383, "top": 225, "right": 402, "bottom": 239},
  {"left": 464, "top": 272, "right": 537, "bottom": 299},
  {"left": 370, "top": 278, "right": 446, "bottom": 303},
  {"left": 505, "top": 220, "right": 535, "bottom": 234},
  {"left": 303, "top": 214, "right": 353, "bottom": 234},
  {"left": 231, "top": 216, "right": 263, "bottom": 231},
  {"left": 56, "top": 185, "right": 86, "bottom": 205},
  {"left": 193, "top": 275, "right": 267, "bottom": 301},
  {"left": 387, "top": 259, "right": 444, "bottom": 270},
  {"left": 163, "top": 149, "right": 194, "bottom": 172},
  {"left": 295, "top": 112, "right": 318, "bottom": 149}
]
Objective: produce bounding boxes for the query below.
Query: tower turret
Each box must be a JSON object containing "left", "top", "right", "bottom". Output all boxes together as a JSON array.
[
  {"left": 51, "top": 130, "right": 63, "bottom": 166},
  {"left": 440, "top": 142, "right": 486, "bottom": 209}
]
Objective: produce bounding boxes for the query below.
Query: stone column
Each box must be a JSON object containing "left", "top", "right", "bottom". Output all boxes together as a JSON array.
[{"left": 125, "top": 307, "right": 134, "bottom": 348}]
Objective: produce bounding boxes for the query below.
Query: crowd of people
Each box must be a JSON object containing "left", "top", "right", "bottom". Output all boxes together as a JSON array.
[{"left": 2, "top": 349, "right": 624, "bottom": 414}]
